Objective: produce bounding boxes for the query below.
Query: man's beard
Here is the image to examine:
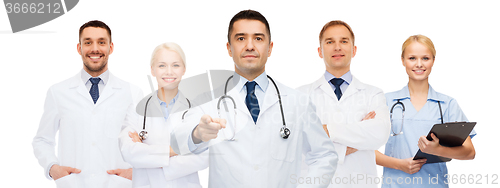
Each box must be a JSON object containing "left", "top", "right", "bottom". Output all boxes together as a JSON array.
[{"left": 83, "top": 58, "right": 108, "bottom": 73}]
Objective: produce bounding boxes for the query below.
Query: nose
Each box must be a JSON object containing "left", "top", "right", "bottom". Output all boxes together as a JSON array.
[
  {"left": 90, "top": 43, "right": 100, "bottom": 53},
  {"left": 245, "top": 39, "right": 255, "bottom": 51},
  {"left": 166, "top": 66, "right": 173, "bottom": 75},
  {"left": 334, "top": 42, "right": 341, "bottom": 51},
  {"left": 416, "top": 59, "right": 423, "bottom": 68}
]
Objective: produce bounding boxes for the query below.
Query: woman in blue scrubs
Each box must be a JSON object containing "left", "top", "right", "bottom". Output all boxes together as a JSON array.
[{"left": 375, "top": 35, "right": 476, "bottom": 188}]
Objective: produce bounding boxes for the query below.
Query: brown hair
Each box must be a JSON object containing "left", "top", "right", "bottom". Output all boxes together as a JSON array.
[
  {"left": 319, "top": 20, "right": 355, "bottom": 45},
  {"left": 79, "top": 20, "right": 112, "bottom": 42}
]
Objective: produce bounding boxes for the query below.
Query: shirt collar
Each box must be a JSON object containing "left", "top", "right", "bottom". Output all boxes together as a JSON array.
[
  {"left": 233, "top": 71, "right": 269, "bottom": 93},
  {"left": 157, "top": 91, "right": 179, "bottom": 107},
  {"left": 324, "top": 70, "right": 352, "bottom": 85},
  {"left": 81, "top": 69, "right": 109, "bottom": 85},
  {"left": 394, "top": 84, "right": 444, "bottom": 102}
]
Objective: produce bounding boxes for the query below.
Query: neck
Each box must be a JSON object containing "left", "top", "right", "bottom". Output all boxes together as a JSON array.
[
  {"left": 326, "top": 67, "right": 349, "bottom": 78},
  {"left": 408, "top": 79, "right": 429, "bottom": 97},
  {"left": 84, "top": 67, "right": 107, "bottom": 77},
  {"left": 158, "top": 87, "right": 178, "bottom": 105},
  {"left": 235, "top": 68, "right": 264, "bottom": 81}
]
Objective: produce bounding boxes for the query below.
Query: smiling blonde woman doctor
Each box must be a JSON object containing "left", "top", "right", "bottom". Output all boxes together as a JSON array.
[
  {"left": 375, "top": 35, "right": 476, "bottom": 188},
  {"left": 119, "top": 42, "right": 208, "bottom": 188}
]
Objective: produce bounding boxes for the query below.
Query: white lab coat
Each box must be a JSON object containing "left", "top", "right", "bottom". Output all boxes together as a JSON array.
[
  {"left": 297, "top": 76, "right": 390, "bottom": 188},
  {"left": 119, "top": 91, "right": 208, "bottom": 188},
  {"left": 32, "top": 71, "right": 143, "bottom": 188},
  {"left": 171, "top": 76, "right": 338, "bottom": 188}
]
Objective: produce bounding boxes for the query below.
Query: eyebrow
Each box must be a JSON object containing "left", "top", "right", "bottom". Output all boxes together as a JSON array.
[
  {"left": 324, "top": 37, "right": 350, "bottom": 41},
  {"left": 234, "top": 33, "right": 266, "bottom": 37},
  {"left": 82, "top": 37, "right": 108, "bottom": 41}
]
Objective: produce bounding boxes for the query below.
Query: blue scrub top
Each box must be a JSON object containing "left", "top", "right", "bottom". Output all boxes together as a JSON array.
[{"left": 382, "top": 85, "right": 477, "bottom": 188}]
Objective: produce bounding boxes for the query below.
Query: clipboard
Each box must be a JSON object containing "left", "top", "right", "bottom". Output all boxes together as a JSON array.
[{"left": 413, "top": 122, "right": 476, "bottom": 163}]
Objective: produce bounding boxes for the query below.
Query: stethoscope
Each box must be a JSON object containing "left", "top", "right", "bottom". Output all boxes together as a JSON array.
[
  {"left": 217, "top": 75, "right": 290, "bottom": 141},
  {"left": 390, "top": 99, "right": 443, "bottom": 136},
  {"left": 139, "top": 94, "right": 191, "bottom": 140}
]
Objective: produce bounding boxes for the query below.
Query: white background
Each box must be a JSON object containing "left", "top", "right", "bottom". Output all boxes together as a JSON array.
[{"left": 0, "top": 0, "right": 499, "bottom": 187}]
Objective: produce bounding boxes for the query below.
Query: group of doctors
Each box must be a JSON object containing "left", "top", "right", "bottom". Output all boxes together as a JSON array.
[{"left": 32, "top": 9, "right": 476, "bottom": 188}]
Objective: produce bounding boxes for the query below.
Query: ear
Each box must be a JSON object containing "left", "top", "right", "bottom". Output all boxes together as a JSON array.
[
  {"left": 317, "top": 46, "right": 323, "bottom": 58},
  {"left": 401, "top": 57, "right": 405, "bottom": 67},
  {"left": 267, "top": 41, "right": 274, "bottom": 57},
  {"left": 109, "top": 42, "right": 114, "bottom": 55},
  {"left": 352, "top": 45, "right": 357, "bottom": 58},
  {"left": 226, "top": 42, "right": 232, "bottom": 57},
  {"left": 150, "top": 66, "right": 155, "bottom": 77},
  {"left": 77, "top": 43, "right": 82, "bottom": 55}
]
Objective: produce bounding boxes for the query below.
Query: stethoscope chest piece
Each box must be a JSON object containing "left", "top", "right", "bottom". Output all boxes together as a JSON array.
[
  {"left": 139, "top": 130, "right": 148, "bottom": 141},
  {"left": 280, "top": 127, "right": 290, "bottom": 139}
]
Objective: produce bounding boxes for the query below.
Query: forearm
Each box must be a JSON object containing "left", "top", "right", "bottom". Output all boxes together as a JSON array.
[
  {"left": 119, "top": 128, "right": 170, "bottom": 168},
  {"left": 433, "top": 137, "right": 475, "bottom": 160},
  {"left": 375, "top": 150, "right": 401, "bottom": 170},
  {"left": 329, "top": 117, "right": 390, "bottom": 150}
]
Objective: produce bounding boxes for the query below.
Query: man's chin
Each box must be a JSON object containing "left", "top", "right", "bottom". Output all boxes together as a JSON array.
[{"left": 84, "top": 62, "right": 107, "bottom": 73}]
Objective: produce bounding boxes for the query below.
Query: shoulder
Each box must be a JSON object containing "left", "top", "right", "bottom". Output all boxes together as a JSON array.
[
  {"left": 296, "top": 82, "right": 314, "bottom": 95},
  {"left": 353, "top": 77, "right": 384, "bottom": 94},
  {"left": 295, "top": 76, "right": 324, "bottom": 95}
]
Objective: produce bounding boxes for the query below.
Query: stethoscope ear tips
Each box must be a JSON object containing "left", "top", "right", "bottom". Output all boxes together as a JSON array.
[{"left": 280, "top": 127, "right": 290, "bottom": 139}]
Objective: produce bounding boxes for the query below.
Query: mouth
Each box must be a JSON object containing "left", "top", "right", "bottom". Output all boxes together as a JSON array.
[
  {"left": 413, "top": 69, "right": 426, "bottom": 75},
  {"left": 88, "top": 54, "right": 103, "bottom": 62},
  {"left": 162, "top": 78, "right": 176, "bottom": 83},
  {"left": 242, "top": 54, "right": 258, "bottom": 58},
  {"left": 332, "top": 54, "right": 344, "bottom": 59}
]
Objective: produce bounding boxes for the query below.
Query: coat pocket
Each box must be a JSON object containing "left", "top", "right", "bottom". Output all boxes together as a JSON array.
[{"left": 55, "top": 173, "right": 77, "bottom": 188}]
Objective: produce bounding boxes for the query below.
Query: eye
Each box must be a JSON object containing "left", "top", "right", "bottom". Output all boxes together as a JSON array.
[
  {"left": 173, "top": 64, "right": 180, "bottom": 67},
  {"left": 423, "top": 57, "right": 430, "bottom": 60},
  {"left": 256, "top": 37, "right": 263, "bottom": 41},
  {"left": 159, "top": 64, "right": 165, "bottom": 68},
  {"left": 99, "top": 41, "right": 105, "bottom": 45},
  {"left": 342, "top": 40, "right": 348, "bottom": 44},
  {"left": 409, "top": 57, "right": 416, "bottom": 60},
  {"left": 237, "top": 37, "right": 244, "bottom": 41},
  {"left": 326, "top": 41, "right": 332, "bottom": 44},
  {"left": 84, "top": 42, "right": 91, "bottom": 45}
]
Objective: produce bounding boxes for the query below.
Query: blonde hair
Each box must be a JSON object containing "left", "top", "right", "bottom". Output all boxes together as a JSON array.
[
  {"left": 401, "top": 35, "right": 436, "bottom": 59},
  {"left": 150, "top": 42, "right": 186, "bottom": 66}
]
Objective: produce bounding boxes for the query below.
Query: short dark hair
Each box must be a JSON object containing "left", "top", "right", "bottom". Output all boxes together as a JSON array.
[
  {"left": 79, "top": 20, "right": 112, "bottom": 42},
  {"left": 227, "top": 10, "right": 271, "bottom": 44},
  {"left": 319, "top": 20, "right": 355, "bottom": 45}
]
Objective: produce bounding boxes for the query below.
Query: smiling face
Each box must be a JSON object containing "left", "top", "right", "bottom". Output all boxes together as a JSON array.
[
  {"left": 226, "top": 19, "right": 273, "bottom": 80},
  {"left": 151, "top": 49, "right": 186, "bottom": 91},
  {"left": 318, "top": 25, "right": 357, "bottom": 77},
  {"left": 77, "top": 27, "right": 114, "bottom": 77},
  {"left": 402, "top": 42, "right": 434, "bottom": 83}
]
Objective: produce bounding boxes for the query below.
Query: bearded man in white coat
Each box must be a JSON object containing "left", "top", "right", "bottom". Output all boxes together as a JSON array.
[
  {"left": 297, "top": 20, "right": 390, "bottom": 188},
  {"left": 32, "top": 20, "right": 142, "bottom": 188}
]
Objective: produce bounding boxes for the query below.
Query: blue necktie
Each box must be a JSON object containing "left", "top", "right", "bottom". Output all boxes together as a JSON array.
[
  {"left": 89, "top": 77, "right": 101, "bottom": 104},
  {"left": 245, "top": 81, "right": 260, "bottom": 123},
  {"left": 330, "top": 78, "right": 344, "bottom": 100}
]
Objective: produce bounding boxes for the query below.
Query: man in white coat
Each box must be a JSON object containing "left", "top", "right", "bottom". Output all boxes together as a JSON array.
[
  {"left": 170, "top": 10, "right": 338, "bottom": 187},
  {"left": 297, "top": 20, "right": 390, "bottom": 188},
  {"left": 32, "top": 20, "right": 142, "bottom": 188}
]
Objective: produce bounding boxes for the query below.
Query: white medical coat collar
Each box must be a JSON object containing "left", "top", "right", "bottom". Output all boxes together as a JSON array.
[
  {"left": 69, "top": 70, "right": 122, "bottom": 105},
  {"left": 228, "top": 71, "right": 279, "bottom": 122},
  {"left": 311, "top": 74, "right": 367, "bottom": 101},
  {"left": 137, "top": 90, "right": 189, "bottom": 117}
]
